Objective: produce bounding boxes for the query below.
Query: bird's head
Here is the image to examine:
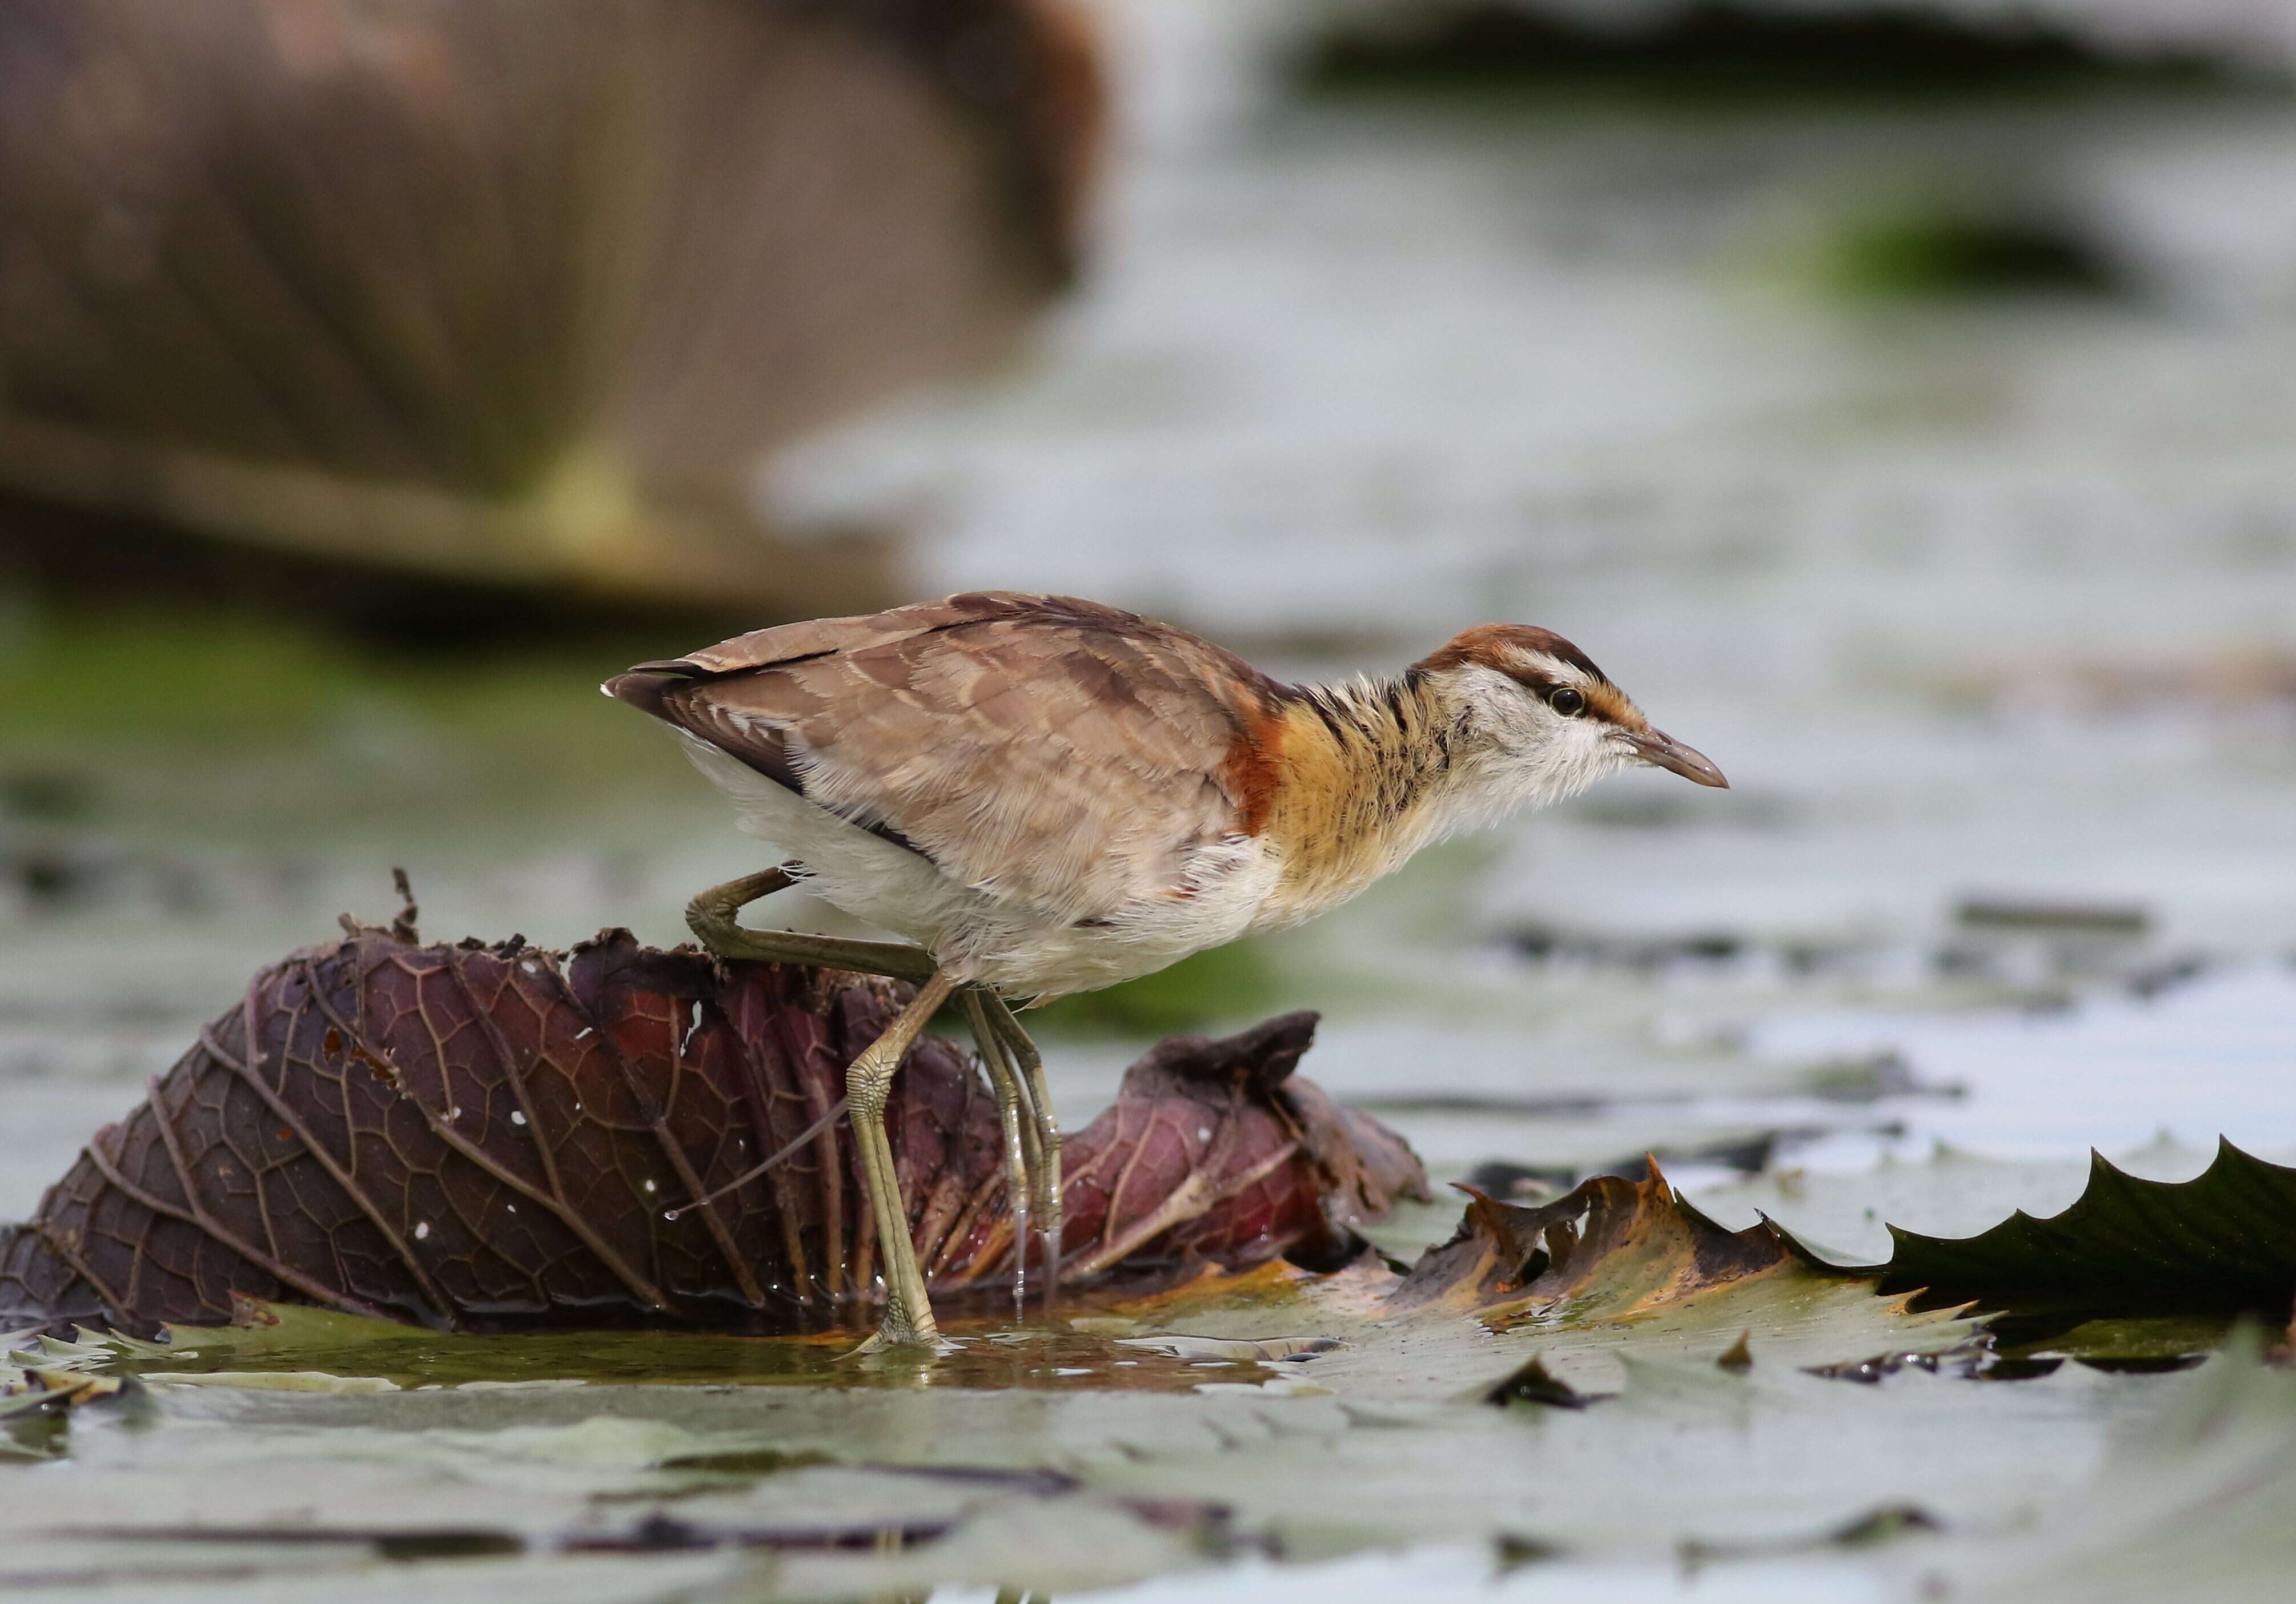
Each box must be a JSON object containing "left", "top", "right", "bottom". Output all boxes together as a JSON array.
[{"left": 1412, "top": 624, "right": 1727, "bottom": 807}]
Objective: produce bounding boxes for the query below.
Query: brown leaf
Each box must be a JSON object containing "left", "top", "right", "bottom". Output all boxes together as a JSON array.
[
  {"left": 1109, "top": 1159, "right": 1974, "bottom": 1401},
  {"left": 1395, "top": 1163, "right": 1825, "bottom": 1321},
  {"left": 0, "top": 924, "right": 1424, "bottom": 1336}
]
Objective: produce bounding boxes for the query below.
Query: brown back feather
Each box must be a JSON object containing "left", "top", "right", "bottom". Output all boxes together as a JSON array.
[{"left": 608, "top": 593, "right": 1291, "bottom": 922}]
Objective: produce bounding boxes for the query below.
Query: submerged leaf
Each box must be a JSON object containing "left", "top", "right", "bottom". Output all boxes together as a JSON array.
[{"left": 0, "top": 925, "right": 1424, "bottom": 1337}]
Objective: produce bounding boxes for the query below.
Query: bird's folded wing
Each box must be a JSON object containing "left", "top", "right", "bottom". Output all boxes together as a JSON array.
[{"left": 619, "top": 594, "right": 1285, "bottom": 924}]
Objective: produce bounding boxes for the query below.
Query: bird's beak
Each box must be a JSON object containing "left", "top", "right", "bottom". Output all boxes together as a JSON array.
[{"left": 1618, "top": 728, "right": 1729, "bottom": 788}]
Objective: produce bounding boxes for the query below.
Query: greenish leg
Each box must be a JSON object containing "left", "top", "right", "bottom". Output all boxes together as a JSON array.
[
  {"left": 962, "top": 991, "right": 1037, "bottom": 1318},
  {"left": 845, "top": 971, "right": 957, "bottom": 1350},
  {"left": 686, "top": 868, "right": 936, "bottom": 980},
  {"left": 984, "top": 996, "right": 1063, "bottom": 1313},
  {"left": 684, "top": 874, "right": 1064, "bottom": 1329},
  {"left": 687, "top": 869, "right": 950, "bottom": 1348}
]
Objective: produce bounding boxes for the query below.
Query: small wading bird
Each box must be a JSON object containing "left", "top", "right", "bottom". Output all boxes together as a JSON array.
[{"left": 607, "top": 592, "right": 1725, "bottom": 1349}]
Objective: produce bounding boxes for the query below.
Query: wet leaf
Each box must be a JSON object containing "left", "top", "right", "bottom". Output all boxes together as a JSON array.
[
  {"left": 1109, "top": 1163, "right": 1979, "bottom": 1399},
  {"left": 147, "top": 1370, "right": 401, "bottom": 1394},
  {"left": 121, "top": 1299, "right": 1320, "bottom": 1394},
  {"left": 0, "top": 925, "right": 1424, "bottom": 1338},
  {"left": 1910, "top": 1327, "right": 2296, "bottom": 1602},
  {"left": 0, "top": 1380, "right": 1226, "bottom": 1601}
]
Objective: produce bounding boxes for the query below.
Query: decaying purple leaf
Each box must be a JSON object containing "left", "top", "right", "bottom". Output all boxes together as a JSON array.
[{"left": 0, "top": 922, "right": 1425, "bottom": 1336}]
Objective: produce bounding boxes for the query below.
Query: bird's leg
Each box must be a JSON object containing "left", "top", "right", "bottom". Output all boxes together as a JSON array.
[
  {"left": 973, "top": 1000, "right": 1051, "bottom": 1288},
  {"left": 687, "top": 867, "right": 937, "bottom": 982},
  {"left": 845, "top": 970, "right": 957, "bottom": 1352},
  {"left": 689, "top": 870, "right": 953, "bottom": 1347},
  {"left": 962, "top": 991, "right": 1035, "bottom": 1320},
  {"left": 983, "top": 996, "right": 1062, "bottom": 1313}
]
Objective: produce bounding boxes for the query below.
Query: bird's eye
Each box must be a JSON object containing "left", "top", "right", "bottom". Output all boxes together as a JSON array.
[{"left": 1548, "top": 686, "right": 1586, "bottom": 717}]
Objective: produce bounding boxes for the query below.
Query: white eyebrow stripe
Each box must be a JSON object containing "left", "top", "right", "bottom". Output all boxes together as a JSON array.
[{"left": 1503, "top": 649, "right": 1593, "bottom": 686}]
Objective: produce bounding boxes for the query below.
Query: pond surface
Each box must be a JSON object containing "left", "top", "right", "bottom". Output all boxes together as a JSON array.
[{"left": 5, "top": 9, "right": 2296, "bottom": 1599}]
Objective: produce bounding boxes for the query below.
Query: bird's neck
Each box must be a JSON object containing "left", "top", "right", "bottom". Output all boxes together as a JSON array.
[{"left": 1251, "top": 671, "right": 1480, "bottom": 923}]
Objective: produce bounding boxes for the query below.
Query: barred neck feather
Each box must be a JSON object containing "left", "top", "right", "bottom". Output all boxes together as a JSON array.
[
  {"left": 1251, "top": 671, "right": 1468, "bottom": 924},
  {"left": 1247, "top": 662, "right": 1631, "bottom": 928}
]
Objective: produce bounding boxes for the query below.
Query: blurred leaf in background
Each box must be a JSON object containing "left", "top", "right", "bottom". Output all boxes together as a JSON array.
[{"left": 0, "top": 0, "right": 1103, "bottom": 634}]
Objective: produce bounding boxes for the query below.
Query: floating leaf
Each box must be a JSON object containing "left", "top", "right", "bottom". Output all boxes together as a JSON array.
[
  {"left": 1914, "top": 1328, "right": 2296, "bottom": 1602},
  {"left": 1786, "top": 1140, "right": 2296, "bottom": 1320},
  {"left": 0, "top": 923, "right": 1424, "bottom": 1337}
]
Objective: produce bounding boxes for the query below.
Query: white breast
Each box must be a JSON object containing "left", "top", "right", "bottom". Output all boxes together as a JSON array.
[
  {"left": 679, "top": 735, "right": 977, "bottom": 943},
  {"left": 680, "top": 733, "right": 1283, "bottom": 999}
]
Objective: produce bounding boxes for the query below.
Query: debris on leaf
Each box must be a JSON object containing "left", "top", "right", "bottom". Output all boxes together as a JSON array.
[
  {"left": 1808, "top": 1348, "right": 1968, "bottom": 1385},
  {"left": 16, "top": 1368, "right": 128, "bottom": 1407},
  {"left": 1918, "top": 1325, "right": 2296, "bottom": 1598},
  {"left": 1482, "top": 1353, "right": 1593, "bottom": 1409},
  {"left": 1115, "top": 1333, "right": 1343, "bottom": 1363},
  {"left": 1402, "top": 1165, "right": 1832, "bottom": 1321},
  {"left": 1680, "top": 1501, "right": 1942, "bottom": 1564}
]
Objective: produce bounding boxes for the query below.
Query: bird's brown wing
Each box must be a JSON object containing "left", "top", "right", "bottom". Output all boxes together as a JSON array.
[{"left": 608, "top": 593, "right": 1289, "bottom": 923}]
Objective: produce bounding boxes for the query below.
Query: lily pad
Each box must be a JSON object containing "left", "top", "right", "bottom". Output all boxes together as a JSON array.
[
  {"left": 1910, "top": 1327, "right": 2296, "bottom": 1602},
  {"left": 1787, "top": 1140, "right": 2296, "bottom": 1318}
]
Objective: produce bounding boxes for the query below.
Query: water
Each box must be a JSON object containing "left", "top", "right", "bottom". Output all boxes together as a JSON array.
[
  {"left": 4, "top": 1, "right": 2294, "bottom": 1258},
  {"left": 6, "top": 14, "right": 2296, "bottom": 1598},
  {"left": 765, "top": 21, "right": 2296, "bottom": 1196}
]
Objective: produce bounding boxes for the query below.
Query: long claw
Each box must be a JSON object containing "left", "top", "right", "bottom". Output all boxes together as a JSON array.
[
  {"left": 844, "top": 1327, "right": 957, "bottom": 1360},
  {"left": 685, "top": 869, "right": 949, "bottom": 1348},
  {"left": 985, "top": 999, "right": 1062, "bottom": 1316},
  {"left": 841, "top": 971, "right": 954, "bottom": 1350},
  {"left": 964, "top": 991, "right": 1035, "bottom": 1321}
]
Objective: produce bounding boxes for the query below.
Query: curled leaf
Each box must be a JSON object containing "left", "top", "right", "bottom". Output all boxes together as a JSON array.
[
  {"left": 0, "top": 925, "right": 1423, "bottom": 1337},
  {"left": 1122, "top": 1160, "right": 1977, "bottom": 1400}
]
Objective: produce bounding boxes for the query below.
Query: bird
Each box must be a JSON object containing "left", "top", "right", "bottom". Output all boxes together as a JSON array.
[{"left": 605, "top": 590, "right": 1725, "bottom": 1350}]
